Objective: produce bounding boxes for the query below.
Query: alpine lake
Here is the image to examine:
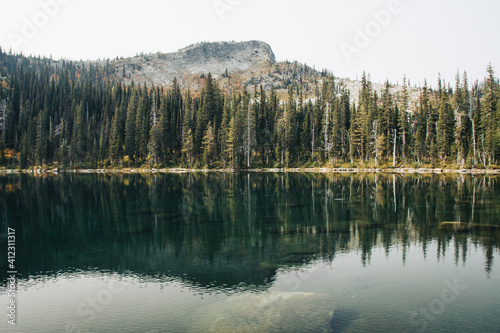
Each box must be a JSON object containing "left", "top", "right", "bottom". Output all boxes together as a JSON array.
[{"left": 1, "top": 172, "right": 500, "bottom": 332}]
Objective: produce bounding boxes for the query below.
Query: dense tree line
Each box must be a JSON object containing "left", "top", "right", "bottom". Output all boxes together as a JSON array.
[{"left": 0, "top": 48, "right": 499, "bottom": 168}]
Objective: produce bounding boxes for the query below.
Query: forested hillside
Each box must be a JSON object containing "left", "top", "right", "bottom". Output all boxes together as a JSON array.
[{"left": 0, "top": 46, "right": 499, "bottom": 169}]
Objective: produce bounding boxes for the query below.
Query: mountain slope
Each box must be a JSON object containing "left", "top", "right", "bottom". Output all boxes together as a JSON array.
[
  {"left": 107, "top": 40, "right": 275, "bottom": 87},
  {"left": 97, "top": 40, "right": 419, "bottom": 103}
]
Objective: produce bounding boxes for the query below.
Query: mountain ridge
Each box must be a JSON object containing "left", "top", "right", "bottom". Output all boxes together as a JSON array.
[
  {"left": 92, "top": 40, "right": 419, "bottom": 104},
  {"left": 105, "top": 40, "right": 276, "bottom": 87}
]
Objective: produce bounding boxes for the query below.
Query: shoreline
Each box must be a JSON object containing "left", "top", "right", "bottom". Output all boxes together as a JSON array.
[{"left": 1, "top": 167, "right": 500, "bottom": 175}]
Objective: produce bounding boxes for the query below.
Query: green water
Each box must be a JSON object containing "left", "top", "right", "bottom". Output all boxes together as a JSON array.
[{"left": 1, "top": 173, "right": 500, "bottom": 332}]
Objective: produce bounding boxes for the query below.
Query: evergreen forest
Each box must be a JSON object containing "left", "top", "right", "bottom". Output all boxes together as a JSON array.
[{"left": 0, "top": 48, "right": 499, "bottom": 169}]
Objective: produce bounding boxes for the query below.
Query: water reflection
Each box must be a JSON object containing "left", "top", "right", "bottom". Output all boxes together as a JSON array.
[{"left": 0, "top": 172, "right": 499, "bottom": 289}]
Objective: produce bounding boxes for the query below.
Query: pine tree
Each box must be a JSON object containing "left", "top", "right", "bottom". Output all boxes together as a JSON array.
[
  {"left": 148, "top": 119, "right": 162, "bottom": 165},
  {"left": 243, "top": 102, "right": 256, "bottom": 168},
  {"left": 225, "top": 117, "right": 235, "bottom": 168},
  {"left": 98, "top": 121, "right": 107, "bottom": 163},
  {"left": 300, "top": 102, "right": 312, "bottom": 160},
  {"left": 135, "top": 85, "right": 150, "bottom": 161},
  {"left": 124, "top": 91, "right": 138, "bottom": 161},
  {"left": 263, "top": 85, "right": 276, "bottom": 165},
  {"left": 0, "top": 99, "right": 6, "bottom": 141},
  {"left": 436, "top": 90, "right": 454, "bottom": 162},
  {"left": 426, "top": 77, "right": 440, "bottom": 164},
  {"left": 323, "top": 101, "right": 332, "bottom": 161},
  {"left": 380, "top": 80, "right": 395, "bottom": 157},
  {"left": 73, "top": 102, "right": 87, "bottom": 161},
  {"left": 219, "top": 96, "right": 230, "bottom": 167},
  {"left": 233, "top": 92, "right": 245, "bottom": 167},
  {"left": 398, "top": 76, "right": 409, "bottom": 163},
  {"left": 148, "top": 90, "right": 162, "bottom": 165},
  {"left": 202, "top": 123, "right": 216, "bottom": 166},
  {"left": 414, "top": 82, "right": 429, "bottom": 163},
  {"left": 339, "top": 90, "right": 351, "bottom": 162},
  {"left": 453, "top": 72, "right": 470, "bottom": 166},
  {"left": 351, "top": 72, "right": 372, "bottom": 163},
  {"left": 196, "top": 73, "right": 218, "bottom": 155},
  {"left": 4, "top": 86, "right": 19, "bottom": 148},
  {"left": 35, "top": 109, "right": 49, "bottom": 165},
  {"left": 257, "top": 84, "right": 268, "bottom": 164},
  {"left": 286, "top": 86, "right": 297, "bottom": 164},
  {"left": 181, "top": 88, "right": 193, "bottom": 156},
  {"left": 472, "top": 88, "right": 482, "bottom": 165},
  {"left": 110, "top": 106, "right": 123, "bottom": 164},
  {"left": 480, "top": 64, "right": 498, "bottom": 164},
  {"left": 276, "top": 86, "right": 297, "bottom": 166},
  {"left": 19, "top": 132, "right": 30, "bottom": 168},
  {"left": 182, "top": 128, "right": 194, "bottom": 167}
]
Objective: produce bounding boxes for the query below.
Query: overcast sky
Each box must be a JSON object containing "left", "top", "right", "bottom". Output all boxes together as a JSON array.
[{"left": 1, "top": 0, "right": 499, "bottom": 87}]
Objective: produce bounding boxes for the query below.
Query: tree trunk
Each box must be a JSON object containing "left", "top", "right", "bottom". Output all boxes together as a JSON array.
[
  {"left": 311, "top": 122, "right": 315, "bottom": 160},
  {"left": 247, "top": 105, "right": 251, "bottom": 168},
  {"left": 393, "top": 129, "right": 397, "bottom": 167},
  {"left": 402, "top": 129, "right": 406, "bottom": 162}
]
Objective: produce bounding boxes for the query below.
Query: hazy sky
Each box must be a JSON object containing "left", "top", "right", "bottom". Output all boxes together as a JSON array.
[{"left": 1, "top": 0, "right": 499, "bottom": 86}]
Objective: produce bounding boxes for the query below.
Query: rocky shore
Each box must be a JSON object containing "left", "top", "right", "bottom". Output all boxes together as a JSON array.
[{"left": 1, "top": 167, "right": 499, "bottom": 175}]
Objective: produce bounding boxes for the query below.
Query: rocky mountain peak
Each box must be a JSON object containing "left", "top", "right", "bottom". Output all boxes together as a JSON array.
[
  {"left": 114, "top": 40, "right": 275, "bottom": 87},
  {"left": 179, "top": 40, "right": 275, "bottom": 64}
]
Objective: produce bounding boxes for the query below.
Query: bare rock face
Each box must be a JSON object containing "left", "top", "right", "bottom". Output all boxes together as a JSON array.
[
  {"left": 179, "top": 40, "right": 275, "bottom": 73},
  {"left": 116, "top": 40, "right": 275, "bottom": 87},
  {"left": 191, "top": 291, "right": 335, "bottom": 333}
]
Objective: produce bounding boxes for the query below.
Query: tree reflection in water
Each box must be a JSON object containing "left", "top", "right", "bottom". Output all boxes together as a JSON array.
[{"left": 1, "top": 173, "right": 499, "bottom": 288}]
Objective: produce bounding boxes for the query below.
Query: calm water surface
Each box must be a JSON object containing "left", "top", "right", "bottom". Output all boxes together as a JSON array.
[{"left": 1, "top": 173, "right": 500, "bottom": 332}]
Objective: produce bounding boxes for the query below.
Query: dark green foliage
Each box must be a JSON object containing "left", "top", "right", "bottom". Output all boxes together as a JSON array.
[{"left": 0, "top": 49, "right": 498, "bottom": 168}]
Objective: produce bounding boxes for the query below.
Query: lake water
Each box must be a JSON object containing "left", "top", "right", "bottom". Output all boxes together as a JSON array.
[{"left": 1, "top": 173, "right": 500, "bottom": 332}]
